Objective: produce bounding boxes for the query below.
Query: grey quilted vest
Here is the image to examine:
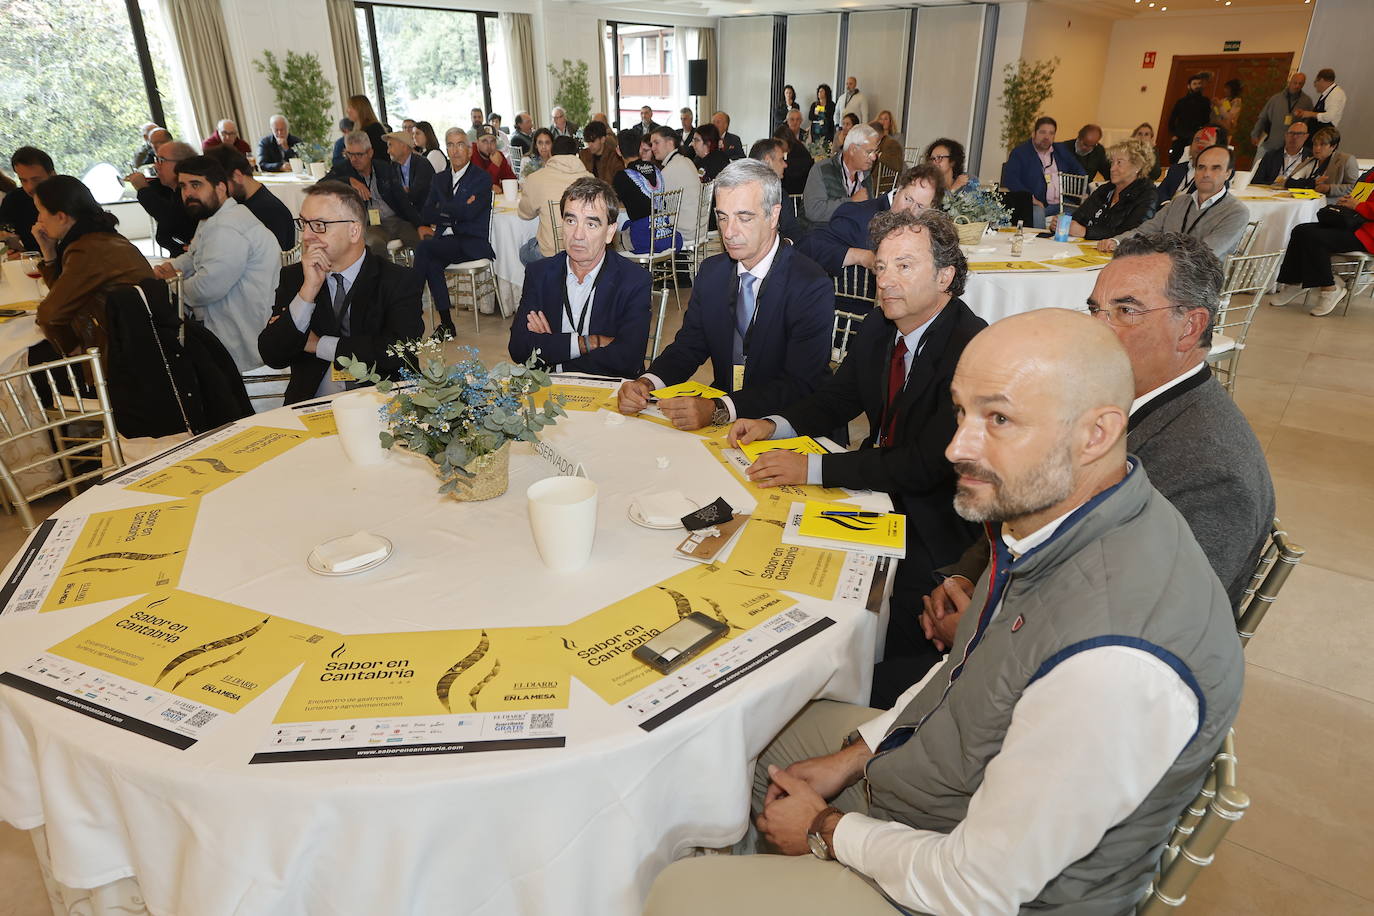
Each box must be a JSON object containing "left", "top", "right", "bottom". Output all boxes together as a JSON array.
[{"left": 865, "top": 461, "right": 1243, "bottom": 914}]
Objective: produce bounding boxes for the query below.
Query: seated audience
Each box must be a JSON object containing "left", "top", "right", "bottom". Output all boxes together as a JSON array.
[
  {"left": 1101, "top": 145, "right": 1248, "bottom": 258},
  {"left": 677, "top": 108, "right": 700, "bottom": 153},
  {"left": 332, "top": 118, "right": 354, "bottom": 169},
  {"left": 690, "top": 124, "right": 731, "bottom": 181},
  {"left": 1070, "top": 124, "right": 1110, "bottom": 181},
  {"left": 834, "top": 113, "right": 862, "bottom": 150},
  {"left": 412, "top": 130, "right": 496, "bottom": 337},
  {"left": 518, "top": 136, "right": 592, "bottom": 263},
  {"left": 323, "top": 130, "right": 423, "bottom": 255},
  {"left": 614, "top": 138, "right": 668, "bottom": 252},
  {"left": 650, "top": 127, "right": 703, "bottom": 248},
  {"left": 1000, "top": 116, "right": 1085, "bottom": 227},
  {"left": 645, "top": 307, "right": 1244, "bottom": 916},
  {"left": 413, "top": 121, "right": 448, "bottom": 174},
  {"left": 872, "top": 117, "right": 904, "bottom": 175},
  {"left": 488, "top": 113, "right": 510, "bottom": 153},
  {"left": 203, "top": 119, "right": 251, "bottom": 156},
  {"left": 922, "top": 233, "right": 1275, "bottom": 682},
  {"left": 472, "top": 126, "right": 517, "bottom": 187},
  {"left": 31, "top": 176, "right": 153, "bottom": 367},
  {"left": 509, "top": 178, "right": 651, "bottom": 379},
  {"left": 257, "top": 115, "right": 300, "bottom": 172},
  {"left": 1273, "top": 192, "right": 1374, "bottom": 316},
  {"left": 126, "top": 139, "right": 198, "bottom": 256},
  {"left": 750, "top": 138, "right": 805, "bottom": 244},
  {"left": 732, "top": 209, "right": 985, "bottom": 689},
  {"left": 550, "top": 107, "right": 579, "bottom": 140},
  {"left": 385, "top": 130, "right": 435, "bottom": 214},
  {"left": 803, "top": 124, "right": 879, "bottom": 230},
  {"left": 617, "top": 159, "right": 833, "bottom": 429},
  {"left": 204, "top": 145, "right": 295, "bottom": 250},
  {"left": 346, "top": 95, "right": 389, "bottom": 160},
  {"left": 800, "top": 164, "right": 943, "bottom": 277},
  {"left": 712, "top": 111, "right": 746, "bottom": 160},
  {"left": 775, "top": 119, "right": 814, "bottom": 197},
  {"left": 259, "top": 182, "right": 424, "bottom": 403},
  {"left": 630, "top": 106, "right": 659, "bottom": 143},
  {"left": 590, "top": 113, "right": 611, "bottom": 127},
  {"left": 781, "top": 108, "right": 809, "bottom": 146},
  {"left": 1283, "top": 126, "right": 1360, "bottom": 201},
  {"left": 1252, "top": 121, "right": 1311, "bottom": 186},
  {"left": 1052, "top": 139, "right": 1156, "bottom": 241},
  {"left": 578, "top": 120, "right": 624, "bottom": 187},
  {"left": 1132, "top": 122, "right": 1164, "bottom": 181},
  {"left": 151, "top": 156, "right": 279, "bottom": 374},
  {"left": 510, "top": 112, "right": 534, "bottom": 155},
  {"left": 521, "top": 128, "right": 555, "bottom": 179},
  {"left": 0, "top": 146, "right": 55, "bottom": 253},
  {"left": 924, "top": 138, "right": 973, "bottom": 194},
  {"left": 132, "top": 123, "right": 163, "bottom": 169},
  {"left": 1157, "top": 126, "right": 1223, "bottom": 204},
  {"left": 465, "top": 108, "right": 486, "bottom": 142}
]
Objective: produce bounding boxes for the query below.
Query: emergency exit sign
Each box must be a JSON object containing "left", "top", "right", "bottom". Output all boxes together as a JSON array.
[
  {"left": 1142, "top": 51, "right": 1156, "bottom": 68},
  {"left": 1224, "top": 40, "right": 1241, "bottom": 52}
]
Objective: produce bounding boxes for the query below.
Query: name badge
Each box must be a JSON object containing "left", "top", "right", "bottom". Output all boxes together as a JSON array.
[
  {"left": 1284, "top": 114, "right": 1293, "bottom": 125},
  {"left": 331, "top": 365, "right": 351, "bottom": 383},
  {"left": 732, "top": 364, "right": 745, "bottom": 391},
  {"left": 367, "top": 207, "right": 381, "bottom": 227},
  {"left": 1044, "top": 170, "right": 1053, "bottom": 185}
]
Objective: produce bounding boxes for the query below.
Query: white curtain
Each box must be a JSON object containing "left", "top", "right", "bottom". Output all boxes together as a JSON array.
[
  {"left": 499, "top": 12, "right": 538, "bottom": 118},
  {"left": 164, "top": 0, "right": 244, "bottom": 141},
  {"left": 596, "top": 19, "right": 609, "bottom": 121},
  {"left": 324, "top": 0, "right": 366, "bottom": 111},
  {"left": 675, "top": 29, "right": 694, "bottom": 117},
  {"left": 696, "top": 27, "right": 717, "bottom": 120}
]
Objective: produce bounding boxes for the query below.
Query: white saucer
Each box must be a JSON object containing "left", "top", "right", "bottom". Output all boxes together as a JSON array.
[
  {"left": 627, "top": 498, "right": 700, "bottom": 530},
  {"left": 307, "top": 535, "right": 394, "bottom": 576}
]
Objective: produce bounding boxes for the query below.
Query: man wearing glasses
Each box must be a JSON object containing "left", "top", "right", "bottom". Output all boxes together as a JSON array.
[
  {"left": 258, "top": 182, "right": 424, "bottom": 404},
  {"left": 801, "top": 123, "right": 880, "bottom": 230},
  {"left": 1251, "top": 121, "right": 1312, "bottom": 186},
  {"left": 1099, "top": 145, "right": 1249, "bottom": 258},
  {"left": 125, "top": 139, "right": 198, "bottom": 256},
  {"left": 323, "top": 130, "right": 423, "bottom": 256}
]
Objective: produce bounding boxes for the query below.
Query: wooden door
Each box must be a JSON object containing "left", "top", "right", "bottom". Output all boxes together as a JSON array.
[{"left": 1156, "top": 52, "right": 1294, "bottom": 170}]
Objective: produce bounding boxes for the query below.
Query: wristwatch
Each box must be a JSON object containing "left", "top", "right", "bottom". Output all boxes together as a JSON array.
[
  {"left": 709, "top": 398, "right": 730, "bottom": 426},
  {"left": 807, "top": 805, "right": 843, "bottom": 861}
]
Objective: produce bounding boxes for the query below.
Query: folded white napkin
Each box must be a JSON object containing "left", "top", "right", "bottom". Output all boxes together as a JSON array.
[
  {"left": 313, "top": 531, "right": 390, "bottom": 572},
  {"left": 634, "top": 491, "right": 696, "bottom": 527}
]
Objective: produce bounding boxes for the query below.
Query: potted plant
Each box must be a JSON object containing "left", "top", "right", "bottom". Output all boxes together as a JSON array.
[
  {"left": 999, "top": 57, "right": 1059, "bottom": 156},
  {"left": 338, "top": 340, "right": 566, "bottom": 501},
  {"left": 254, "top": 50, "right": 334, "bottom": 150},
  {"left": 941, "top": 178, "right": 1012, "bottom": 244},
  {"left": 546, "top": 59, "right": 592, "bottom": 132}
]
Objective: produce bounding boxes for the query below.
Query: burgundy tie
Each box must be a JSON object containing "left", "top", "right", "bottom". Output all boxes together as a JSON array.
[{"left": 882, "top": 338, "right": 908, "bottom": 445}]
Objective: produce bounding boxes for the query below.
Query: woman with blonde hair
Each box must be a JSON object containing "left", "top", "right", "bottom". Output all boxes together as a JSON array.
[
  {"left": 871, "top": 116, "right": 904, "bottom": 174},
  {"left": 1054, "top": 138, "right": 1156, "bottom": 240},
  {"left": 345, "top": 94, "right": 388, "bottom": 159}
]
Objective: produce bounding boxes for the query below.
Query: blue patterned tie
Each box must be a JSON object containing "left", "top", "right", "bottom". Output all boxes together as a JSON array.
[{"left": 733, "top": 273, "right": 758, "bottom": 364}]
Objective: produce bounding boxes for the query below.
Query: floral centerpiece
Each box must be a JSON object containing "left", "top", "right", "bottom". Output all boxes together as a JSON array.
[
  {"left": 338, "top": 339, "right": 566, "bottom": 501},
  {"left": 940, "top": 178, "right": 1012, "bottom": 243}
]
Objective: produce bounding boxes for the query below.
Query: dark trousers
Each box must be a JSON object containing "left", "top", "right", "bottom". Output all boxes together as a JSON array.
[
  {"left": 869, "top": 541, "right": 945, "bottom": 709},
  {"left": 412, "top": 234, "right": 480, "bottom": 316},
  {"left": 1277, "top": 223, "right": 1364, "bottom": 289}
]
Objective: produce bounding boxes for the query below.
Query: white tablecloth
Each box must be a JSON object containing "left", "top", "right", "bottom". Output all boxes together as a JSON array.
[
  {"left": 0, "top": 401, "right": 890, "bottom": 916},
  {"left": 256, "top": 174, "right": 318, "bottom": 218},
  {"left": 960, "top": 233, "right": 1104, "bottom": 323},
  {"left": 491, "top": 198, "right": 539, "bottom": 317},
  {"left": 1233, "top": 188, "right": 1324, "bottom": 257},
  {"left": 0, "top": 260, "right": 45, "bottom": 373}
]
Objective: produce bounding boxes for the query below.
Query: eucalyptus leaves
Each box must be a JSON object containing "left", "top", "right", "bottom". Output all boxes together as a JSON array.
[
  {"left": 941, "top": 178, "right": 1012, "bottom": 229},
  {"left": 336, "top": 340, "right": 565, "bottom": 496}
]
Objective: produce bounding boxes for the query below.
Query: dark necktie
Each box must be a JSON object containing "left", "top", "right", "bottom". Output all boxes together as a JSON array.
[
  {"left": 881, "top": 337, "right": 909, "bottom": 445},
  {"left": 331, "top": 273, "right": 347, "bottom": 323}
]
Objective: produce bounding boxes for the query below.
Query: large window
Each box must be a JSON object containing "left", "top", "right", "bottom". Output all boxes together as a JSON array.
[
  {"left": 354, "top": 3, "right": 513, "bottom": 135},
  {"left": 605, "top": 23, "right": 682, "bottom": 130},
  {"left": 0, "top": 0, "right": 187, "bottom": 177}
]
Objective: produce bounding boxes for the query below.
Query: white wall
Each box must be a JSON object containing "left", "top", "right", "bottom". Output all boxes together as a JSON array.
[
  {"left": 718, "top": 15, "right": 774, "bottom": 148},
  {"left": 846, "top": 9, "right": 910, "bottom": 128},
  {"left": 907, "top": 5, "right": 987, "bottom": 166},
  {"left": 1020, "top": 2, "right": 1114, "bottom": 141},
  {"left": 1301, "top": 0, "right": 1369, "bottom": 157},
  {"left": 785, "top": 13, "right": 842, "bottom": 126}
]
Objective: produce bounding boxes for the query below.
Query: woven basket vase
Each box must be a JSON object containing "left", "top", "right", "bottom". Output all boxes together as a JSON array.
[
  {"left": 447, "top": 441, "right": 511, "bottom": 502},
  {"left": 955, "top": 221, "right": 988, "bottom": 245}
]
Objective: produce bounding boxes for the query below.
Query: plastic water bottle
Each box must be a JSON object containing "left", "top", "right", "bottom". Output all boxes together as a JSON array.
[{"left": 1054, "top": 213, "right": 1071, "bottom": 243}]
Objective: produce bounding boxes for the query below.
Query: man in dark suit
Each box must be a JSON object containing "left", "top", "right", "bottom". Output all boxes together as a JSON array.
[
  {"left": 730, "top": 208, "right": 987, "bottom": 700},
  {"left": 257, "top": 115, "right": 301, "bottom": 172},
  {"left": 711, "top": 111, "right": 746, "bottom": 160},
  {"left": 617, "top": 159, "right": 833, "bottom": 429},
  {"left": 920, "top": 232, "right": 1275, "bottom": 697},
  {"left": 1251, "top": 120, "right": 1312, "bottom": 186},
  {"left": 323, "top": 130, "right": 423, "bottom": 255},
  {"left": 384, "top": 131, "right": 434, "bottom": 216},
  {"left": 799, "top": 163, "right": 944, "bottom": 277},
  {"left": 258, "top": 182, "right": 423, "bottom": 404},
  {"left": 508, "top": 177, "right": 651, "bottom": 379},
  {"left": 1156, "top": 126, "right": 1222, "bottom": 204},
  {"left": 125, "top": 139, "right": 198, "bottom": 256},
  {"left": 412, "top": 130, "right": 495, "bottom": 337}
]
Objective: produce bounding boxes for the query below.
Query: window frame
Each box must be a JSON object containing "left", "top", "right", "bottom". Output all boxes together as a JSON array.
[{"left": 125, "top": 0, "right": 169, "bottom": 126}]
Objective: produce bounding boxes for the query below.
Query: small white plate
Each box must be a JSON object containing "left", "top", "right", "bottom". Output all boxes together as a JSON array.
[
  {"left": 628, "top": 498, "right": 700, "bottom": 530},
  {"left": 307, "top": 535, "right": 394, "bottom": 576}
]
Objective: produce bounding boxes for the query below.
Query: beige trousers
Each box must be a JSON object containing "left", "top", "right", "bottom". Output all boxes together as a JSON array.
[{"left": 643, "top": 700, "right": 904, "bottom": 916}]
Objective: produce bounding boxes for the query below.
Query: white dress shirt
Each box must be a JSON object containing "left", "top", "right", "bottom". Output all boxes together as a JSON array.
[
  {"left": 1314, "top": 84, "right": 1347, "bottom": 127},
  {"left": 1131, "top": 361, "right": 1206, "bottom": 415},
  {"left": 558, "top": 255, "right": 606, "bottom": 367},
  {"left": 288, "top": 248, "right": 367, "bottom": 397},
  {"left": 833, "top": 503, "right": 1199, "bottom": 915},
  {"left": 438, "top": 163, "right": 471, "bottom": 237}
]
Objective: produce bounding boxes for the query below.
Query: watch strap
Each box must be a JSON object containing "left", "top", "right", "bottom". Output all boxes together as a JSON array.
[{"left": 808, "top": 805, "right": 844, "bottom": 860}]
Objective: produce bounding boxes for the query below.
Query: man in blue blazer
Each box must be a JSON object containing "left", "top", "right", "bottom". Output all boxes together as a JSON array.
[
  {"left": 323, "top": 130, "right": 423, "bottom": 255},
  {"left": 617, "top": 159, "right": 834, "bottom": 429},
  {"left": 1000, "top": 116, "right": 1085, "bottom": 227},
  {"left": 412, "top": 130, "right": 496, "bottom": 336},
  {"left": 508, "top": 177, "right": 651, "bottom": 379},
  {"left": 799, "top": 163, "right": 944, "bottom": 277}
]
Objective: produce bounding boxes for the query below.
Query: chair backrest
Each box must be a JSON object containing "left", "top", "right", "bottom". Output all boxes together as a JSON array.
[
  {"left": 646, "top": 288, "right": 671, "bottom": 367},
  {"left": 903, "top": 147, "right": 923, "bottom": 167},
  {"left": 1215, "top": 250, "right": 1282, "bottom": 350},
  {"left": 692, "top": 180, "right": 715, "bottom": 244},
  {"left": 788, "top": 193, "right": 805, "bottom": 219},
  {"left": 0, "top": 349, "right": 123, "bottom": 530},
  {"left": 834, "top": 263, "right": 877, "bottom": 307},
  {"left": 1234, "top": 218, "right": 1262, "bottom": 257},
  {"left": 546, "top": 199, "right": 566, "bottom": 253},
  {"left": 1235, "top": 519, "right": 1305, "bottom": 646},
  {"left": 1136, "top": 731, "right": 1249, "bottom": 914},
  {"left": 1059, "top": 172, "right": 1090, "bottom": 209},
  {"left": 873, "top": 161, "right": 898, "bottom": 194},
  {"left": 830, "top": 310, "right": 866, "bottom": 367},
  {"left": 651, "top": 187, "right": 685, "bottom": 229}
]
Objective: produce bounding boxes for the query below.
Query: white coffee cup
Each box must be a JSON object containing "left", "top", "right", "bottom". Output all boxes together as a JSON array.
[
  {"left": 527, "top": 476, "right": 598, "bottom": 572},
  {"left": 290, "top": 158, "right": 306, "bottom": 174},
  {"left": 333, "top": 390, "right": 390, "bottom": 466},
  {"left": 501, "top": 178, "right": 519, "bottom": 200},
  {"left": 308, "top": 161, "right": 327, "bottom": 180}
]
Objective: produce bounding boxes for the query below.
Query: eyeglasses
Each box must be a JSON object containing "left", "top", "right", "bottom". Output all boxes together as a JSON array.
[
  {"left": 1086, "top": 303, "right": 1180, "bottom": 326},
  {"left": 344, "top": 149, "right": 371, "bottom": 159},
  {"left": 928, "top": 154, "right": 951, "bottom": 162},
  {"left": 294, "top": 217, "right": 359, "bottom": 233},
  {"left": 1285, "top": 129, "right": 1308, "bottom": 137}
]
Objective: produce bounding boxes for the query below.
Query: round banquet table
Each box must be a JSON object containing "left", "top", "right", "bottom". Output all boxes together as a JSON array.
[
  {"left": 256, "top": 172, "right": 319, "bottom": 218},
  {"left": 0, "top": 259, "right": 45, "bottom": 373},
  {"left": 0, "top": 395, "right": 891, "bottom": 916},
  {"left": 491, "top": 194, "right": 538, "bottom": 317},
  {"left": 1232, "top": 186, "right": 1324, "bottom": 257},
  {"left": 959, "top": 231, "right": 1105, "bottom": 323}
]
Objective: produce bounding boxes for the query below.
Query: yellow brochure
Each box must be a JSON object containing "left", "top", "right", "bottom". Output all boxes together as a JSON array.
[
  {"left": 738, "top": 435, "right": 829, "bottom": 463},
  {"left": 126, "top": 426, "right": 308, "bottom": 497},
  {"left": 967, "top": 261, "right": 1049, "bottom": 272},
  {"left": 533, "top": 384, "right": 616, "bottom": 412},
  {"left": 650, "top": 380, "right": 727, "bottom": 400},
  {"left": 36, "top": 499, "right": 199, "bottom": 613},
  {"left": 1285, "top": 188, "right": 1324, "bottom": 200},
  {"left": 47, "top": 589, "right": 337, "bottom": 713},
  {"left": 553, "top": 564, "right": 794, "bottom": 704},
  {"left": 797, "top": 500, "right": 906, "bottom": 551},
  {"left": 714, "top": 492, "right": 846, "bottom": 600},
  {"left": 297, "top": 408, "right": 338, "bottom": 437},
  {"left": 1350, "top": 182, "right": 1373, "bottom": 204},
  {"left": 701, "top": 438, "right": 850, "bottom": 501}
]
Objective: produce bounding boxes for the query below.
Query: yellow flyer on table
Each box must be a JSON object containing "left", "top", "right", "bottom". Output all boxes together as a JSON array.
[
  {"left": 252, "top": 628, "right": 569, "bottom": 762},
  {"left": 553, "top": 563, "right": 794, "bottom": 705},
  {"left": 714, "top": 492, "right": 847, "bottom": 600},
  {"left": 0, "top": 499, "right": 199, "bottom": 617},
  {"left": 797, "top": 500, "right": 905, "bottom": 552},
  {"left": 1286, "top": 188, "right": 1324, "bottom": 200},
  {"left": 1041, "top": 253, "right": 1112, "bottom": 270},
  {"left": 701, "top": 438, "right": 850, "bottom": 501},
  {"left": 126, "top": 426, "right": 308, "bottom": 497},
  {"left": 534, "top": 384, "right": 616, "bottom": 412},
  {"left": 1350, "top": 182, "right": 1373, "bottom": 204},
  {"left": 650, "top": 380, "right": 726, "bottom": 400},
  {"left": 294, "top": 404, "right": 338, "bottom": 437},
  {"left": 967, "top": 260, "right": 1049, "bottom": 272},
  {"left": 0, "top": 590, "right": 337, "bottom": 748},
  {"left": 738, "top": 435, "right": 829, "bottom": 463}
]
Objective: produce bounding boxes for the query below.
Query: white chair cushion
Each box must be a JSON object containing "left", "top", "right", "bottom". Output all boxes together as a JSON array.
[
  {"left": 448, "top": 259, "right": 492, "bottom": 270},
  {"left": 1209, "top": 333, "right": 1238, "bottom": 357}
]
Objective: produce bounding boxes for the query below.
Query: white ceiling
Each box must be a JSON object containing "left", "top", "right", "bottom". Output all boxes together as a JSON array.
[{"left": 553, "top": 0, "right": 1312, "bottom": 21}]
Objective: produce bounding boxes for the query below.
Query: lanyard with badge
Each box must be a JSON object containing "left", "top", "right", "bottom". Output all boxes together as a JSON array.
[
  {"left": 562, "top": 266, "right": 602, "bottom": 338},
  {"left": 727, "top": 269, "right": 771, "bottom": 392},
  {"left": 364, "top": 170, "right": 382, "bottom": 226}
]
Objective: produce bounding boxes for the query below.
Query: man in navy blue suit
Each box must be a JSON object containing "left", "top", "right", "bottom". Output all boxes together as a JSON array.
[
  {"left": 412, "top": 129, "right": 495, "bottom": 336},
  {"left": 1000, "top": 116, "right": 1086, "bottom": 228},
  {"left": 617, "top": 159, "right": 834, "bottom": 430},
  {"left": 508, "top": 178, "right": 651, "bottom": 379},
  {"left": 799, "top": 163, "right": 945, "bottom": 277}
]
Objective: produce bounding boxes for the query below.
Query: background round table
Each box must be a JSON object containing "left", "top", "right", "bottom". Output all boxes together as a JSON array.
[
  {"left": 960, "top": 232, "right": 1105, "bottom": 323},
  {"left": 1233, "top": 187, "right": 1324, "bottom": 257},
  {"left": 0, "top": 260, "right": 45, "bottom": 373},
  {"left": 256, "top": 173, "right": 318, "bottom": 218},
  {"left": 0, "top": 398, "right": 889, "bottom": 916},
  {"left": 491, "top": 195, "right": 538, "bottom": 317}
]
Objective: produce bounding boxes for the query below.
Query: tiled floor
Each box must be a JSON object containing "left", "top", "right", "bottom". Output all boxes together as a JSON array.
[{"left": 2, "top": 290, "right": 1373, "bottom": 915}]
